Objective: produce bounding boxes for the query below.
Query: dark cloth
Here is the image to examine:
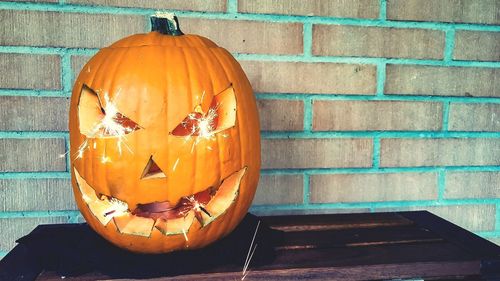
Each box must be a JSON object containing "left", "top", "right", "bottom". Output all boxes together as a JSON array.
[{"left": 8, "top": 213, "right": 281, "bottom": 279}]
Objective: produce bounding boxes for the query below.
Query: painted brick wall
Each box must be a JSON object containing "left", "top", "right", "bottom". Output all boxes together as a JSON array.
[{"left": 0, "top": 0, "right": 499, "bottom": 256}]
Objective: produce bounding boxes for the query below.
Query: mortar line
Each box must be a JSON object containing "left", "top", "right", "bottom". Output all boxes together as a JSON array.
[
  {"left": 444, "top": 28, "right": 456, "bottom": 62},
  {"left": 442, "top": 101, "right": 450, "bottom": 131},
  {"left": 0, "top": 172, "right": 71, "bottom": 179},
  {"left": 379, "top": 0, "right": 387, "bottom": 21},
  {"left": 303, "top": 173, "right": 311, "bottom": 205},
  {"left": 1, "top": 2, "right": 500, "bottom": 32},
  {"left": 0, "top": 210, "right": 80, "bottom": 218},
  {"left": 0, "top": 131, "right": 68, "bottom": 138},
  {"left": 376, "top": 60, "right": 386, "bottom": 96},
  {"left": 61, "top": 51, "right": 72, "bottom": 93},
  {"left": 437, "top": 168, "right": 446, "bottom": 201},
  {"left": 259, "top": 165, "right": 500, "bottom": 175},
  {"left": 255, "top": 93, "right": 500, "bottom": 103},
  {"left": 496, "top": 203, "right": 500, "bottom": 231},
  {"left": 226, "top": 0, "right": 237, "bottom": 14},
  {"left": 260, "top": 130, "right": 500, "bottom": 138},
  {"left": 372, "top": 137, "right": 381, "bottom": 168},
  {"left": 64, "top": 135, "right": 71, "bottom": 172},
  {"left": 303, "top": 97, "right": 313, "bottom": 132},
  {"left": 303, "top": 22, "right": 313, "bottom": 58}
]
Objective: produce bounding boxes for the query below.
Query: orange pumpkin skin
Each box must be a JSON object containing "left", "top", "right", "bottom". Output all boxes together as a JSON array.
[{"left": 69, "top": 15, "right": 260, "bottom": 253}]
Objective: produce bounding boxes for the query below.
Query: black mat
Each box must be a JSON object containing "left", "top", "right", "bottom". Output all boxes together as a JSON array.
[{"left": 2, "top": 213, "right": 282, "bottom": 280}]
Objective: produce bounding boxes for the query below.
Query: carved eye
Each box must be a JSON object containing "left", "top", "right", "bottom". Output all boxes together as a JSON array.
[
  {"left": 78, "top": 84, "right": 140, "bottom": 138},
  {"left": 171, "top": 85, "right": 237, "bottom": 137}
]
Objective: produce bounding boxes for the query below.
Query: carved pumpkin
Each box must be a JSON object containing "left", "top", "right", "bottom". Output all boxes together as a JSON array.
[{"left": 69, "top": 13, "right": 261, "bottom": 253}]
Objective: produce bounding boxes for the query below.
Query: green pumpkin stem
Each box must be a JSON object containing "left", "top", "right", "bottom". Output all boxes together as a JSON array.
[{"left": 150, "top": 12, "right": 184, "bottom": 36}]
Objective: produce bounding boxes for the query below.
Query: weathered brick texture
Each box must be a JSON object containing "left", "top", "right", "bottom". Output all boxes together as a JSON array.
[
  {"left": 0, "top": 178, "right": 75, "bottom": 211},
  {"left": 313, "top": 25, "right": 445, "bottom": 59},
  {"left": 385, "top": 65, "right": 500, "bottom": 97},
  {"left": 239, "top": 0, "right": 379, "bottom": 18},
  {"left": 262, "top": 138, "right": 373, "bottom": 169},
  {"left": 380, "top": 138, "right": 500, "bottom": 167},
  {"left": 0, "top": 96, "right": 70, "bottom": 131},
  {"left": 0, "top": 139, "right": 67, "bottom": 172},
  {"left": 0, "top": 53, "right": 60, "bottom": 90},
  {"left": 310, "top": 173, "right": 438, "bottom": 203},
  {"left": 257, "top": 99, "right": 304, "bottom": 131},
  {"left": 313, "top": 100, "right": 442, "bottom": 131},
  {"left": 67, "top": 0, "right": 226, "bottom": 12},
  {"left": 454, "top": 31, "right": 500, "bottom": 62},
  {"left": 253, "top": 174, "right": 304, "bottom": 205},
  {"left": 445, "top": 172, "right": 500, "bottom": 199},
  {"left": 241, "top": 61, "right": 377, "bottom": 94},
  {"left": 387, "top": 0, "right": 500, "bottom": 25},
  {"left": 448, "top": 103, "right": 500, "bottom": 132}
]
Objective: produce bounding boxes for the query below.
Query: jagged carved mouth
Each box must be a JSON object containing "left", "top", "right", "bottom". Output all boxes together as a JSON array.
[{"left": 73, "top": 167, "right": 246, "bottom": 238}]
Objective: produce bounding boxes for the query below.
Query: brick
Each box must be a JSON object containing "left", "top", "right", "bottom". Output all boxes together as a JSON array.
[
  {"left": 0, "top": 10, "right": 145, "bottom": 48},
  {"left": 445, "top": 171, "right": 500, "bottom": 199},
  {"left": 257, "top": 99, "right": 304, "bottom": 131},
  {"left": 313, "top": 100, "right": 442, "bottom": 131},
  {"left": 0, "top": 217, "right": 68, "bottom": 252},
  {"left": 380, "top": 138, "right": 500, "bottom": 167},
  {"left": 310, "top": 172, "right": 438, "bottom": 203},
  {"left": 385, "top": 65, "right": 500, "bottom": 97},
  {"left": 374, "top": 204, "right": 496, "bottom": 232},
  {"left": 313, "top": 25, "right": 444, "bottom": 59},
  {"left": 68, "top": 0, "right": 226, "bottom": 11},
  {"left": 0, "top": 178, "right": 75, "bottom": 211},
  {"left": 0, "top": 96, "right": 70, "bottom": 131},
  {"left": 262, "top": 138, "right": 372, "bottom": 169},
  {"left": 238, "top": 0, "right": 379, "bottom": 18},
  {"left": 387, "top": 0, "right": 500, "bottom": 25},
  {"left": 0, "top": 54, "right": 60, "bottom": 90},
  {"left": 241, "top": 61, "right": 376, "bottom": 94},
  {"left": 454, "top": 31, "right": 500, "bottom": 62},
  {"left": 181, "top": 19, "right": 302, "bottom": 55},
  {"left": 71, "top": 55, "right": 92, "bottom": 85},
  {"left": 253, "top": 174, "right": 303, "bottom": 205},
  {"left": 0, "top": 139, "right": 67, "bottom": 172},
  {"left": 448, "top": 103, "right": 500, "bottom": 132}
]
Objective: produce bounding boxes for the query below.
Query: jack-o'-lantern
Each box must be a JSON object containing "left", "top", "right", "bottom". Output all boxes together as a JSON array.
[{"left": 69, "top": 13, "right": 261, "bottom": 253}]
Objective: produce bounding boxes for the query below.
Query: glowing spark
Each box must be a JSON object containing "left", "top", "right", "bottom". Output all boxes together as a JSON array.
[
  {"left": 242, "top": 221, "right": 260, "bottom": 280},
  {"left": 93, "top": 141, "right": 97, "bottom": 149},
  {"left": 206, "top": 146, "right": 213, "bottom": 151},
  {"left": 222, "top": 133, "right": 229, "bottom": 138},
  {"left": 172, "top": 158, "right": 180, "bottom": 171},
  {"left": 74, "top": 139, "right": 89, "bottom": 159},
  {"left": 181, "top": 227, "right": 188, "bottom": 242},
  {"left": 100, "top": 155, "right": 112, "bottom": 164}
]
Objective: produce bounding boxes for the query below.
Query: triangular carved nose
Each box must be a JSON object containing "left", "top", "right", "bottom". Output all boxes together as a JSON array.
[{"left": 141, "top": 156, "right": 167, "bottom": 179}]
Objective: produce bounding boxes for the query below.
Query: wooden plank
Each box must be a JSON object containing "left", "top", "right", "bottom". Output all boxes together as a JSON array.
[
  {"left": 261, "top": 212, "right": 413, "bottom": 232},
  {"left": 37, "top": 261, "right": 480, "bottom": 280},
  {"left": 278, "top": 225, "right": 443, "bottom": 250},
  {"left": 398, "top": 211, "right": 500, "bottom": 278}
]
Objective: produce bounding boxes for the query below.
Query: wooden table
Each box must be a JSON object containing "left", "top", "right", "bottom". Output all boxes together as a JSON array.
[{"left": 1, "top": 211, "right": 499, "bottom": 280}]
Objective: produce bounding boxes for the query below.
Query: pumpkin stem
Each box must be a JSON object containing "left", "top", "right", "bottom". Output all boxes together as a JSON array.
[{"left": 151, "top": 12, "right": 184, "bottom": 36}]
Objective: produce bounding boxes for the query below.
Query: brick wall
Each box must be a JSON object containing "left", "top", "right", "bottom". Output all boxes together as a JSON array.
[{"left": 0, "top": 0, "right": 499, "bottom": 256}]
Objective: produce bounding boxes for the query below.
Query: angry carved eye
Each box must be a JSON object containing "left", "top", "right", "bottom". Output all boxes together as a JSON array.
[
  {"left": 78, "top": 84, "right": 140, "bottom": 138},
  {"left": 171, "top": 85, "right": 237, "bottom": 137}
]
